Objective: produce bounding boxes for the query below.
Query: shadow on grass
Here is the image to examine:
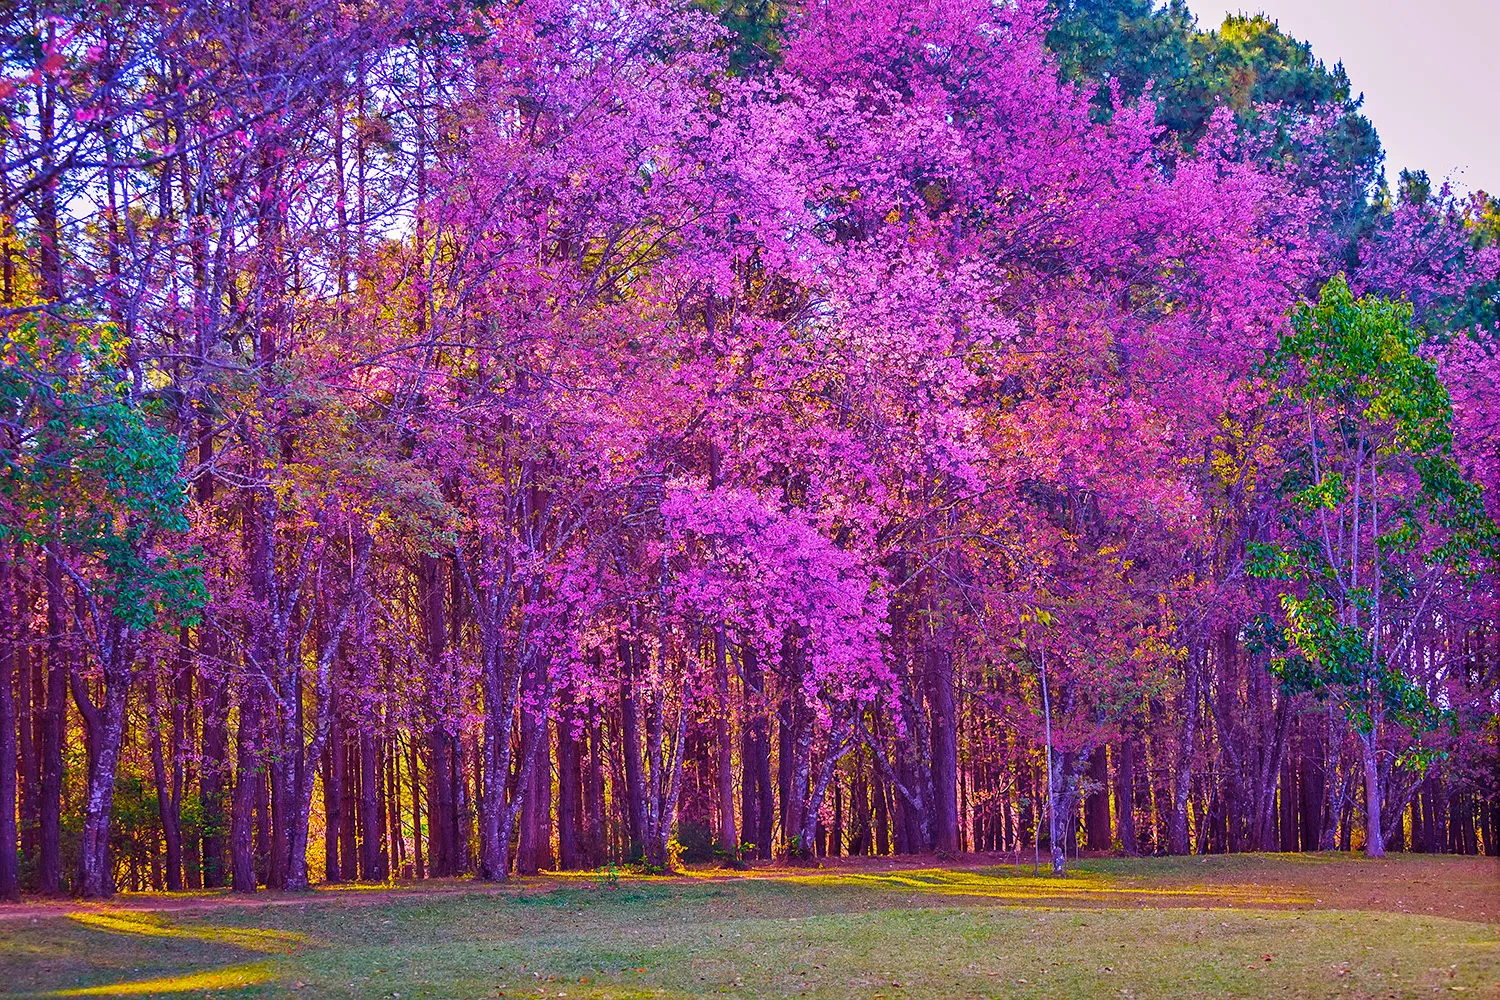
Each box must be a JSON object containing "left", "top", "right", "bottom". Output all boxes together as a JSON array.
[
  {"left": 7, "top": 910, "right": 310, "bottom": 998},
  {"left": 65, "top": 911, "right": 306, "bottom": 953}
]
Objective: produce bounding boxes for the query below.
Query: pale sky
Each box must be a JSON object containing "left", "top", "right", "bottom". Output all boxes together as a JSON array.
[{"left": 1186, "top": 0, "right": 1500, "bottom": 194}]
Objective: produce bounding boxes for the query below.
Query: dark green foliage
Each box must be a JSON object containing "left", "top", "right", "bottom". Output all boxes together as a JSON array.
[
  {"left": 673, "top": 818, "right": 717, "bottom": 863},
  {"left": 1048, "top": 1, "right": 1376, "bottom": 150},
  {"left": 1047, "top": 1, "right": 1384, "bottom": 255},
  {"left": 694, "top": 0, "right": 785, "bottom": 75}
]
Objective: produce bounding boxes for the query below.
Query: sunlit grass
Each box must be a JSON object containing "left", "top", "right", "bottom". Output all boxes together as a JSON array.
[{"left": 46, "top": 962, "right": 274, "bottom": 996}]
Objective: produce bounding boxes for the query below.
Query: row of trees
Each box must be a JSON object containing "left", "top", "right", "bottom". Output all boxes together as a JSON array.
[{"left": 0, "top": 0, "right": 1496, "bottom": 898}]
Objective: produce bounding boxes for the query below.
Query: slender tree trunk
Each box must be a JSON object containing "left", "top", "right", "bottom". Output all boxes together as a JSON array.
[
  {"left": 267, "top": 756, "right": 288, "bottom": 889},
  {"left": 324, "top": 707, "right": 343, "bottom": 883},
  {"left": 74, "top": 630, "right": 134, "bottom": 899},
  {"left": 1115, "top": 739, "right": 1138, "bottom": 855},
  {"left": 231, "top": 682, "right": 260, "bottom": 893},
  {"left": 478, "top": 647, "right": 505, "bottom": 880},
  {"left": 410, "top": 736, "right": 424, "bottom": 879},
  {"left": 1048, "top": 751, "right": 1073, "bottom": 875},
  {"left": 18, "top": 593, "right": 39, "bottom": 877},
  {"left": 619, "top": 641, "right": 647, "bottom": 861},
  {"left": 427, "top": 726, "right": 453, "bottom": 876},
  {"left": 713, "top": 627, "right": 737, "bottom": 855},
  {"left": 1169, "top": 654, "right": 1200, "bottom": 856},
  {"left": 341, "top": 727, "right": 358, "bottom": 875},
  {"left": 1318, "top": 706, "right": 1342, "bottom": 851},
  {"left": 517, "top": 651, "right": 551, "bottom": 875},
  {"left": 644, "top": 677, "right": 690, "bottom": 870},
  {"left": 739, "top": 644, "right": 771, "bottom": 859},
  {"left": 1299, "top": 745, "right": 1322, "bottom": 852},
  {"left": 926, "top": 645, "right": 959, "bottom": 854},
  {"left": 787, "top": 696, "right": 812, "bottom": 857},
  {"left": 0, "top": 556, "right": 19, "bottom": 900},
  {"left": 1085, "top": 747, "right": 1111, "bottom": 851},
  {"left": 557, "top": 685, "right": 581, "bottom": 870},
  {"left": 1360, "top": 725, "right": 1385, "bottom": 858},
  {"left": 387, "top": 735, "right": 403, "bottom": 875},
  {"left": 286, "top": 541, "right": 366, "bottom": 891},
  {"left": 1279, "top": 750, "right": 1299, "bottom": 851},
  {"left": 146, "top": 671, "right": 183, "bottom": 891},
  {"left": 39, "top": 554, "right": 66, "bottom": 894},
  {"left": 360, "top": 725, "right": 384, "bottom": 880},
  {"left": 797, "top": 722, "right": 859, "bottom": 853},
  {"left": 418, "top": 555, "right": 449, "bottom": 876},
  {"left": 197, "top": 683, "right": 228, "bottom": 889}
]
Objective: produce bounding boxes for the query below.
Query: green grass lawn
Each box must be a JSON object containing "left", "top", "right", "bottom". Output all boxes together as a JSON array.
[{"left": 1, "top": 854, "right": 1497, "bottom": 999}]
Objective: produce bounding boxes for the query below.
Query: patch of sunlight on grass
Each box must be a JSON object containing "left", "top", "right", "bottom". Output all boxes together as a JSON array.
[
  {"left": 68, "top": 911, "right": 307, "bottom": 953},
  {"left": 780, "top": 867, "right": 1312, "bottom": 905},
  {"left": 46, "top": 961, "right": 274, "bottom": 996}
]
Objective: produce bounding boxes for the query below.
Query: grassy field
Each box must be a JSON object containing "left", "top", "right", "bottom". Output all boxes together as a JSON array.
[{"left": 1, "top": 854, "right": 1497, "bottom": 999}]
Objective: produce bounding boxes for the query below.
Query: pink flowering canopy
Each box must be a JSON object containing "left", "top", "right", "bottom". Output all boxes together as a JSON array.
[{"left": 0, "top": 0, "right": 1494, "bottom": 897}]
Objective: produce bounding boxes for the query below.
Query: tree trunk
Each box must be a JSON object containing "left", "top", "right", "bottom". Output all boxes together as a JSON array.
[
  {"left": 1169, "top": 654, "right": 1200, "bottom": 856},
  {"left": 0, "top": 556, "right": 19, "bottom": 900},
  {"left": 267, "top": 756, "right": 289, "bottom": 890},
  {"left": 1359, "top": 725, "right": 1385, "bottom": 858},
  {"left": 1299, "top": 746, "right": 1322, "bottom": 852},
  {"left": 477, "top": 648, "right": 507, "bottom": 880},
  {"left": 18, "top": 602, "right": 39, "bottom": 879},
  {"left": 324, "top": 708, "right": 343, "bottom": 883},
  {"left": 796, "top": 722, "right": 859, "bottom": 853},
  {"left": 231, "top": 682, "right": 260, "bottom": 893},
  {"left": 287, "top": 544, "right": 367, "bottom": 891},
  {"left": 739, "top": 644, "right": 772, "bottom": 859},
  {"left": 713, "top": 627, "right": 737, "bottom": 855},
  {"left": 516, "top": 652, "right": 552, "bottom": 875},
  {"left": 1048, "top": 751, "right": 1074, "bottom": 875},
  {"left": 360, "top": 725, "right": 385, "bottom": 880},
  {"left": 386, "top": 736, "right": 404, "bottom": 875},
  {"left": 586, "top": 716, "right": 605, "bottom": 866},
  {"left": 199, "top": 629, "right": 230, "bottom": 889},
  {"left": 427, "top": 725, "right": 453, "bottom": 876},
  {"left": 1085, "top": 746, "right": 1111, "bottom": 852},
  {"left": 254, "top": 765, "right": 271, "bottom": 885},
  {"left": 74, "top": 633, "right": 133, "bottom": 900},
  {"left": 146, "top": 672, "right": 183, "bottom": 891},
  {"left": 926, "top": 646, "right": 960, "bottom": 854},
  {"left": 644, "top": 677, "right": 690, "bottom": 870},
  {"left": 619, "top": 640, "right": 647, "bottom": 861},
  {"left": 1115, "top": 739, "right": 1138, "bottom": 855},
  {"left": 557, "top": 685, "right": 581, "bottom": 870},
  {"left": 785, "top": 688, "right": 812, "bottom": 858},
  {"left": 1279, "top": 750, "right": 1299, "bottom": 852},
  {"left": 410, "top": 736, "right": 424, "bottom": 879},
  {"left": 39, "top": 553, "right": 66, "bottom": 894},
  {"left": 419, "top": 554, "right": 452, "bottom": 876}
]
